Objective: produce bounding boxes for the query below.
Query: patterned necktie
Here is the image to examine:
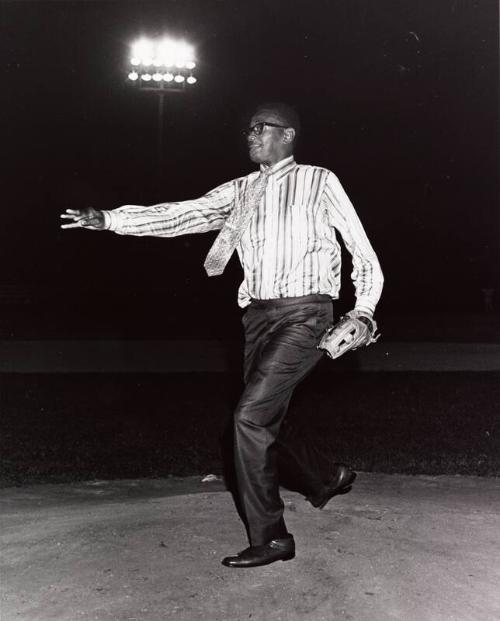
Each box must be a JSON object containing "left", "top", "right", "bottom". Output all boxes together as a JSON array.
[{"left": 204, "top": 169, "right": 270, "bottom": 276}]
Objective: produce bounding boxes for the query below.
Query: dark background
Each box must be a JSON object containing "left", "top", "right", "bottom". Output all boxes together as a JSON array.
[{"left": 1, "top": 0, "right": 498, "bottom": 340}]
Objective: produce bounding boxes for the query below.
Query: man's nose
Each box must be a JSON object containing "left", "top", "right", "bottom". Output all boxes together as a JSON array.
[{"left": 247, "top": 133, "right": 257, "bottom": 144}]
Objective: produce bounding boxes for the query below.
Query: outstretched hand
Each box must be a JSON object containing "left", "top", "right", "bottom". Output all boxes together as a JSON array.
[{"left": 60, "top": 208, "right": 106, "bottom": 230}]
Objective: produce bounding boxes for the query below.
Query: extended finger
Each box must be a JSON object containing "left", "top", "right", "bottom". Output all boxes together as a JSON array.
[
  {"left": 63, "top": 209, "right": 86, "bottom": 216},
  {"left": 64, "top": 215, "right": 101, "bottom": 228},
  {"left": 60, "top": 213, "right": 82, "bottom": 219},
  {"left": 60, "top": 221, "right": 85, "bottom": 229},
  {"left": 60, "top": 211, "right": 87, "bottom": 220}
]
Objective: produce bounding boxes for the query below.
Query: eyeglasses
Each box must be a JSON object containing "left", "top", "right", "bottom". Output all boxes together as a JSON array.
[{"left": 242, "top": 121, "right": 289, "bottom": 137}]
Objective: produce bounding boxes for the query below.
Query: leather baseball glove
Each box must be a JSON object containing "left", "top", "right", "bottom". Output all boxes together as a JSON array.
[{"left": 317, "top": 310, "right": 380, "bottom": 360}]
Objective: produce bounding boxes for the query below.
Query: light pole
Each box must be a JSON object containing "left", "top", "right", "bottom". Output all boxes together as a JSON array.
[{"left": 126, "top": 37, "right": 197, "bottom": 181}]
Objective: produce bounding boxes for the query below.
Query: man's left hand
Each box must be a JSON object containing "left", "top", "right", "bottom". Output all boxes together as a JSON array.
[{"left": 317, "top": 310, "right": 380, "bottom": 360}]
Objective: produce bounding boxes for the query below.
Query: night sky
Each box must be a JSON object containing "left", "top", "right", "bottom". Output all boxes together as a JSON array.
[{"left": 2, "top": 0, "right": 498, "bottom": 339}]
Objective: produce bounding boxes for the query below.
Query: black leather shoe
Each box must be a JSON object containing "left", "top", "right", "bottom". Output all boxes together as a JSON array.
[
  {"left": 307, "top": 463, "right": 356, "bottom": 509},
  {"left": 221, "top": 535, "right": 295, "bottom": 568}
]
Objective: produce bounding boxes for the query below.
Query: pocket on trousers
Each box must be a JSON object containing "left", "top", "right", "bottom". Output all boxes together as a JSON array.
[{"left": 314, "top": 305, "right": 333, "bottom": 339}]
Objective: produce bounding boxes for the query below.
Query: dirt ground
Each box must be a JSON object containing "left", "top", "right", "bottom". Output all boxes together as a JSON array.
[{"left": 1, "top": 473, "right": 499, "bottom": 621}]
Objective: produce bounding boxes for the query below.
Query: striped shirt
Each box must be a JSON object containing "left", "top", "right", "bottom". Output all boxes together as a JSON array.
[{"left": 103, "top": 156, "right": 383, "bottom": 314}]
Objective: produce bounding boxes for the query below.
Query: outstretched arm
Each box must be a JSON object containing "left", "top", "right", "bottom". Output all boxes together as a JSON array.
[{"left": 60, "top": 179, "right": 237, "bottom": 237}]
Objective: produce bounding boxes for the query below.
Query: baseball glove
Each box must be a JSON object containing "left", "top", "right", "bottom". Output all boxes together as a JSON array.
[{"left": 317, "top": 310, "right": 380, "bottom": 360}]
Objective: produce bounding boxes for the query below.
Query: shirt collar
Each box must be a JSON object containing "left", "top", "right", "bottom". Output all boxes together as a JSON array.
[{"left": 260, "top": 155, "right": 296, "bottom": 182}]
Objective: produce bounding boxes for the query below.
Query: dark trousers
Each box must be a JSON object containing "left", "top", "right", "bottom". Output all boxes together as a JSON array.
[{"left": 233, "top": 294, "right": 333, "bottom": 546}]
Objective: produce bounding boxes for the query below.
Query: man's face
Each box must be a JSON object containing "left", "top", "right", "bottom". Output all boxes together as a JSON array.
[{"left": 246, "top": 109, "right": 293, "bottom": 166}]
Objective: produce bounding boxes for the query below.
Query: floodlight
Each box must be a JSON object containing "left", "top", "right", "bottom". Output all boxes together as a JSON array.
[
  {"left": 128, "top": 37, "right": 197, "bottom": 93},
  {"left": 183, "top": 43, "right": 195, "bottom": 62},
  {"left": 132, "top": 39, "right": 154, "bottom": 61},
  {"left": 158, "top": 39, "right": 176, "bottom": 67},
  {"left": 126, "top": 36, "right": 199, "bottom": 187}
]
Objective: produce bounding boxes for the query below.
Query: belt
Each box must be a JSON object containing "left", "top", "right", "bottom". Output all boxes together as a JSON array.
[{"left": 249, "top": 294, "right": 332, "bottom": 308}]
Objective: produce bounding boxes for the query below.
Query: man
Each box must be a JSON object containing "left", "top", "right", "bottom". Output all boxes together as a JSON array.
[{"left": 61, "top": 102, "right": 383, "bottom": 568}]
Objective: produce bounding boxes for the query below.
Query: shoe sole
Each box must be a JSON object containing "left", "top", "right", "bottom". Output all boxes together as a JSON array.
[
  {"left": 314, "top": 471, "right": 357, "bottom": 509},
  {"left": 222, "top": 552, "right": 295, "bottom": 568}
]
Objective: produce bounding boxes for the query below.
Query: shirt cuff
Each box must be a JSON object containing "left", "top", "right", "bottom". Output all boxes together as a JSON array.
[
  {"left": 102, "top": 210, "right": 115, "bottom": 231},
  {"left": 354, "top": 301, "right": 375, "bottom": 317}
]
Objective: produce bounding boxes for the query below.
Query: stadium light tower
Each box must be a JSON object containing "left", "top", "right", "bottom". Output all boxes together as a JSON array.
[{"left": 127, "top": 37, "right": 197, "bottom": 179}]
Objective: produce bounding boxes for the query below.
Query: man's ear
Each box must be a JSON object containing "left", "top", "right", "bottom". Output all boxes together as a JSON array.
[{"left": 283, "top": 128, "right": 295, "bottom": 144}]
